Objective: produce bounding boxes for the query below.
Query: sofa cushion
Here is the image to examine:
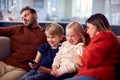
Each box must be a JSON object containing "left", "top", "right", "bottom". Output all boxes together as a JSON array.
[{"left": 0, "top": 36, "right": 11, "bottom": 60}]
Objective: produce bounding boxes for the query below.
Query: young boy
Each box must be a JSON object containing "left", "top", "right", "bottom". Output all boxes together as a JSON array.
[{"left": 19, "top": 23, "right": 64, "bottom": 80}]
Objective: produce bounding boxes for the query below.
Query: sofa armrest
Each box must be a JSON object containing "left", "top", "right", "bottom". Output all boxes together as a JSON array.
[{"left": 0, "top": 36, "right": 11, "bottom": 60}]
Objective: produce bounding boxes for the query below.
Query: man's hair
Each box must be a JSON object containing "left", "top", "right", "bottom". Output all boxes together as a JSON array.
[
  {"left": 45, "top": 23, "right": 64, "bottom": 36},
  {"left": 20, "top": 6, "right": 36, "bottom": 14}
]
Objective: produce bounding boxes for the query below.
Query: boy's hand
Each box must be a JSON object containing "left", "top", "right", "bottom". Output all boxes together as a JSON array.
[
  {"left": 37, "top": 66, "right": 51, "bottom": 74},
  {"left": 29, "top": 62, "right": 38, "bottom": 68},
  {"left": 26, "top": 59, "right": 38, "bottom": 68},
  {"left": 26, "top": 59, "right": 37, "bottom": 64}
]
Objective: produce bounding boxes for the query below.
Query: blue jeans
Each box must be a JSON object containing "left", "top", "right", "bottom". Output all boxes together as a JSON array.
[
  {"left": 19, "top": 69, "right": 53, "bottom": 80},
  {"left": 64, "top": 75, "right": 98, "bottom": 80}
]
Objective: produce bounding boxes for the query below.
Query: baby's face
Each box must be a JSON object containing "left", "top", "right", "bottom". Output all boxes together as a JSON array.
[{"left": 66, "top": 29, "right": 81, "bottom": 45}]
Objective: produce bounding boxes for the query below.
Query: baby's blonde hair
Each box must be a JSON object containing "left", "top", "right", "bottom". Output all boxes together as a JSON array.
[
  {"left": 66, "top": 22, "right": 85, "bottom": 43},
  {"left": 45, "top": 23, "right": 64, "bottom": 36}
]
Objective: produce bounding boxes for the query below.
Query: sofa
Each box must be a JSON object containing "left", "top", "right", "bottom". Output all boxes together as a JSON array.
[
  {"left": 0, "top": 36, "right": 11, "bottom": 60},
  {"left": 0, "top": 36, "right": 120, "bottom": 80}
]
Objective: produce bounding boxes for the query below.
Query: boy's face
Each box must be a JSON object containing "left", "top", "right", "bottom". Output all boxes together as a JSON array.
[{"left": 46, "top": 34, "right": 62, "bottom": 49}]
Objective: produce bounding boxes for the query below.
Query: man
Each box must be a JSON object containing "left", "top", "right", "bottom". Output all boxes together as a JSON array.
[{"left": 0, "top": 6, "right": 46, "bottom": 80}]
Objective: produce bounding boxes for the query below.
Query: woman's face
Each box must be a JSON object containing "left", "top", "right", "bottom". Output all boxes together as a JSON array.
[{"left": 86, "top": 22, "right": 98, "bottom": 38}]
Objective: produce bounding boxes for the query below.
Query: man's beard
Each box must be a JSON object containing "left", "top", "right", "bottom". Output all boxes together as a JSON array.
[
  {"left": 23, "top": 23, "right": 33, "bottom": 29},
  {"left": 24, "top": 17, "right": 36, "bottom": 29},
  {"left": 27, "top": 23, "right": 34, "bottom": 29}
]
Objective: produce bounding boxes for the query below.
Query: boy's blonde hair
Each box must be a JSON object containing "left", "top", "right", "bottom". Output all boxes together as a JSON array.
[
  {"left": 45, "top": 23, "right": 64, "bottom": 36},
  {"left": 66, "top": 22, "right": 85, "bottom": 43}
]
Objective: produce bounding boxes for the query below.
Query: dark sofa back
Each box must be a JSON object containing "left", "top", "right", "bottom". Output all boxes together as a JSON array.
[
  {"left": 116, "top": 36, "right": 120, "bottom": 80},
  {"left": 0, "top": 22, "right": 120, "bottom": 36}
]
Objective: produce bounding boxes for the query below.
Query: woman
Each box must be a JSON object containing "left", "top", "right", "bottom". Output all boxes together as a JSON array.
[{"left": 65, "top": 13, "right": 119, "bottom": 80}]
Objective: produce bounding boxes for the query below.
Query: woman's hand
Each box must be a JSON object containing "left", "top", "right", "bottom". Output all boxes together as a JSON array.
[{"left": 72, "top": 54, "right": 82, "bottom": 66}]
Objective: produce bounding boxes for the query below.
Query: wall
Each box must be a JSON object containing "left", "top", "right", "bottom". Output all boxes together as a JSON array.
[{"left": 92, "top": 0, "right": 105, "bottom": 14}]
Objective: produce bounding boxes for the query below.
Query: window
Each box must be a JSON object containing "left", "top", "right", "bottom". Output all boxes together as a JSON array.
[{"left": 0, "top": 0, "right": 120, "bottom": 25}]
